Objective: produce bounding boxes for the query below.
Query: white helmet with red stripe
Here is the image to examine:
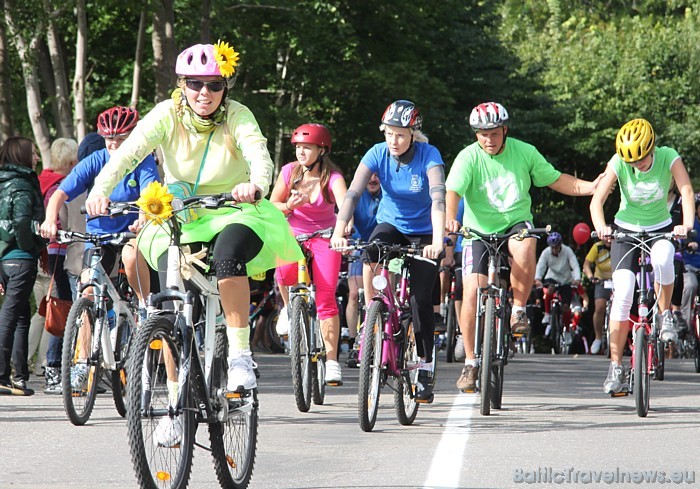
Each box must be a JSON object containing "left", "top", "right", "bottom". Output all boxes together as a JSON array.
[{"left": 469, "top": 102, "right": 509, "bottom": 131}]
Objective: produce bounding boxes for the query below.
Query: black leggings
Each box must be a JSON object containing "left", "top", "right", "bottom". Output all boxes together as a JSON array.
[{"left": 362, "top": 223, "right": 440, "bottom": 363}]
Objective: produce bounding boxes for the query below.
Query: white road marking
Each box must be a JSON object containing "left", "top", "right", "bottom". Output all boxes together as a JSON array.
[{"left": 422, "top": 393, "right": 477, "bottom": 489}]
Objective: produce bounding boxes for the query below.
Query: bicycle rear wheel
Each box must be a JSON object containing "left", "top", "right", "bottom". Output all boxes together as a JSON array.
[
  {"left": 633, "top": 326, "right": 650, "bottom": 418},
  {"left": 289, "top": 295, "right": 312, "bottom": 412},
  {"left": 126, "top": 315, "right": 195, "bottom": 489},
  {"left": 358, "top": 300, "right": 384, "bottom": 432},
  {"left": 312, "top": 319, "right": 326, "bottom": 405},
  {"left": 445, "top": 298, "right": 457, "bottom": 363},
  {"left": 209, "top": 326, "right": 258, "bottom": 489},
  {"left": 61, "top": 297, "right": 101, "bottom": 426},
  {"left": 111, "top": 314, "right": 132, "bottom": 417},
  {"left": 394, "top": 321, "right": 419, "bottom": 425},
  {"left": 479, "top": 297, "right": 495, "bottom": 416}
]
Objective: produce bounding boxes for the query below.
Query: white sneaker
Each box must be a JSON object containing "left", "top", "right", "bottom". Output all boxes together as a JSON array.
[
  {"left": 542, "top": 313, "right": 551, "bottom": 324},
  {"left": 275, "top": 306, "right": 289, "bottom": 336},
  {"left": 227, "top": 350, "right": 257, "bottom": 391},
  {"left": 153, "top": 416, "right": 182, "bottom": 448},
  {"left": 590, "top": 339, "right": 602, "bottom": 355},
  {"left": 659, "top": 310, "right": 678, "bottom": 343},
  {"left": 325, "top": 359, "right": 343, "bottom": 385}
]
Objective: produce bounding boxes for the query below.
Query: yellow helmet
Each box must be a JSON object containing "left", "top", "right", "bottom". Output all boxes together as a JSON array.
[{"left": 616, "top": 118, "right": 655, "bottom": 163}]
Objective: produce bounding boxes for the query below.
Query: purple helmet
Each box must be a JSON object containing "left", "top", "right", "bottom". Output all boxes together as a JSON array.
[
  {"left": 547, "top": 232, "right": 563, "bottom": 247},
  {"left": 176, "top": 44, "right": 221, "bottom": 77}
]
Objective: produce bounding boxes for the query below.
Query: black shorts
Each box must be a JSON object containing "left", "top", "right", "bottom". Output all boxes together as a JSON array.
[
  {"left": 593, "top": 281, "right": 613, "bottom": 301},
  {"left": 461, "top": 221, "right": 532, "bottom": 276}
]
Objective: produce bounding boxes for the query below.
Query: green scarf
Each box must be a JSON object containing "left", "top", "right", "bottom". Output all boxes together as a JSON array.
[{"left": 172, "top": 88, "right": 227, "bottom": 133}]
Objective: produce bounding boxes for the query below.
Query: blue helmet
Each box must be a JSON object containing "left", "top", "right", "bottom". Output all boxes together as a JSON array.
[{"left": 547, "top": 232, "right": 562, "bottom": 247}]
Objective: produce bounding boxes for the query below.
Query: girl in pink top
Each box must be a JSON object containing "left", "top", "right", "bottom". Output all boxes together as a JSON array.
[{"left": 270, "top": 123, "right": 349, "bottom": 385}]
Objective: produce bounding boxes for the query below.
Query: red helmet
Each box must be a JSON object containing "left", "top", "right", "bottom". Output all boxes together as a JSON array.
[
  {"left": 381, "top": 100, "right": 422, "bottom": 130},
  {"left": 97, "top": 106, "right": 139, "bottom": 137},
  {"left": 291, "top": 123, "right": 332, "bottom": 153}
]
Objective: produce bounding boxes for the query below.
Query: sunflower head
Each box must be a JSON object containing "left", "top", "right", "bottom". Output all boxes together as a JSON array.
[
  {"left": 136, "top": 181, "right": 174, "bottom": 225},
  {"left": 213, "top": 40, "right": 240, "bottom": 78}
]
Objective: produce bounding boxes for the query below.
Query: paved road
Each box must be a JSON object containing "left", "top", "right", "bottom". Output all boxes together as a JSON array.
[{"left": 1, "top": 351, "right": 698, "bottom": 489}]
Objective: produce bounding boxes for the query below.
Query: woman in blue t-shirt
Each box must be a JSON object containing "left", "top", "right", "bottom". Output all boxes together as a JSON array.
[{"left": 331, "top": 100, "right": 446, "bottom": 403}]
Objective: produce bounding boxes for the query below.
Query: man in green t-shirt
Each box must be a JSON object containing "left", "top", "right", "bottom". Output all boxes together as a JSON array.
[{"left": 445, "top": 102, "right": 601, "bottom": 393}]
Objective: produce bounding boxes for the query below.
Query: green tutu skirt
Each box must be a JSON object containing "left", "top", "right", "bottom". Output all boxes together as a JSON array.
[{"left": 136, "top": 198, "right": 302, "bottom": 277}]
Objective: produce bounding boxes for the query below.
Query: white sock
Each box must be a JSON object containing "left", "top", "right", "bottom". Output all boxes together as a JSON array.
[{"left": 465, "top": 359, "right": 478, "bottom": 367}]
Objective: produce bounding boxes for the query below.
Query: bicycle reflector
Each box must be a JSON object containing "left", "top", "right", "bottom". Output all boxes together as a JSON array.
[{"left": 372, "top": 275, "right": 389, "bottom": 291}]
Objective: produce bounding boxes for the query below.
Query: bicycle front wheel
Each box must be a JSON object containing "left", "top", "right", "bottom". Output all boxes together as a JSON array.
[
  {"left": 654, "top": 336, "right": 665, "bottom": 381},
  {"left": 61, "top": 297, "right": 101, "bottom": 426},
  {"left": 209, "top": 326, "right": 258, "bottom": 489},
  {"left": 394, "top": 321, "right": 419, "bottom": 425},
  {"left": 126, "top": 315, "right": 195, "bottom": 489},
  {"left": 358, "top": 300, "right": 385, "bottom": 432},
  {"left": 289, "top": 295, "right": 312, "bottom": 412},
  {"left": 633, "top": 326, "right": 650, "bottom": 418},
  {"left": 479, "top": 297, "right": 495, "bottom": 416},
  {"left": 550, "top": 309, "right": 562, "bottom": 354}
]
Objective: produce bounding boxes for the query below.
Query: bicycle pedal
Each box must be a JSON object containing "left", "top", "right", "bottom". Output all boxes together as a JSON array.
[
  {"left": 326, "top": 380, "right": 343, "bottom": 387},
  {"left": 460, "top": 387, "right": 477, "bottom": 394},
  {"left": 511, "top": 332, "right": 525, "bottom": 338},
  {"left": 610, "top": 391, "right": 629, "bottom": 397},
  {"left": 224, "top": 391, "right": 242, "bottom": 399},
  {"left": 416, "top": 394, "right": 434, "bottom": 404}
]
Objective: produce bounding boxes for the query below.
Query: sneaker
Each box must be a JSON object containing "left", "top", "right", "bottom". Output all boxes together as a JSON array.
[
  {"left": 454, "top": 338, "right": 466, "bottom": 362},
  {"left": 44, "top": 366, "right": 62, "bottom": 395},
  {"left": 227, "top": 350, "right": 257, "bottom": 391},
  {"left": 603, "top": 362, "right": 628, "bottom": 394},
  {"left": 10, "top": 379, "right": 35, "bottom": 396},
  {"left": 325, "top": 359, "right": 343, "bottom": 385},
  {"left": 510, "top": 310, "right": 530, "bottom": 335},
  {"left": 456, "top": 364, "right": 479, "bottom": 392},
  {"left": 70, "top": 364, "right": 89, "bottom": 390},
  {"left": 590, "top": 339, "right": 602, "bottom": 355},
  {"left": 152, "top": 416, "right": 182, "bottom": 448},
  {"left": 415, "top": 369, "right": 434, "bottom": 402},
  {"left": 672, "top": 311, "right": 688, "bottom": 336},
  {"left": 659, "top": 310, "right": 678, "bottom": 342},
  {"left": 345, "top": 349, "right": 360, "bottom": 368},
  {"left": 542, "top": 313, "right": 551, "bottom": 324},
  {"left": 275, "top": 306, "right": 289, "bottom": 336}
]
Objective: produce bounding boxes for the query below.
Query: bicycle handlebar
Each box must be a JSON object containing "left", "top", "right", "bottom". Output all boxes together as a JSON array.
[
  {"left": 333, "top": 240, "right": 437, "bottom": 265},
  {"left": 296, "top": 227, "right": 334, "bottom": 243},
  {"left": 56, "top": 230, "right": 137, "bottom": 246},
  {"left": 451, "top": 225, "right": 551, "bottom": 242},
  {"left": 591, "top": 230, "right": 677, "bottom": 240}
]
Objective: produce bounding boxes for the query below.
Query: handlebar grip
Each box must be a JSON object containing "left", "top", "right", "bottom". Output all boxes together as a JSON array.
[
  {"left": 221, "top": 190, "right": 262, "bottom": 203},
  {"left": 80, "top": 205, "right": 87, "bottom": 215},
  {"left": 590, "top": 231, "right": 599, "bottom": 239}
]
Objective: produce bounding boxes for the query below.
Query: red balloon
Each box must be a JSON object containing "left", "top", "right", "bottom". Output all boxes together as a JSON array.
[{"left": 572, "top": 222, "right": 591, "bottom": 245}]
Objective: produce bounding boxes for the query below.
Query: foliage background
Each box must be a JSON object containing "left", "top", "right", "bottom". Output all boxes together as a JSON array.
[{"left": 3, "top": 0, "right": 700, "bottom": 245}]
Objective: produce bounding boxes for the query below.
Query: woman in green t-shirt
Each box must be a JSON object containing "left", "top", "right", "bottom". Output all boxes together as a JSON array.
[{"left": 590, "top": 118, "right": 694, "bottom": 395}]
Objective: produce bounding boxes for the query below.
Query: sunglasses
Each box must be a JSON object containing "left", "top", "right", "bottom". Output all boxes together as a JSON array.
[{"left": 185, "top": 79, "right": 225, "bottom": 93}]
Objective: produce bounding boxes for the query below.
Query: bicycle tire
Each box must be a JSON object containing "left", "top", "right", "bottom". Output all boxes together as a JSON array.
[
  {"left": 550, "top": 308, "right": 562, "bottom": 355},
  {"left": 61, "top": 297, "right": 101, "bottom": 426},
  {"left": 394, "top": 321, "right": 419, "bottom": 425},
  {"left": 312, "top": 315, "right": 326, "bottom": 405},
  {"left": 633, "top": 326, "right": 650, "bottom": 418},
  {"left": 209, "top": 326, "right": 258, "bottom": 489},
  {"left": 264, "top": 310, "right": 285, "bottom": 354},
  {"left": 111, "top": 315, "right": 131, "bottom": 418},
  {"left": 445, "top": 298, "right": 457, "bottom": 363},
  {"left": 695, "top": 342, "right": 700, "bottom": 373},
  {"left": 289, "top": 295, "right": 312, "bottom": 412},
  {"left": 358, "top": 300, "right": 384, "bottom": 432},
  {"left": 480, "top": 297, "right": 495, "bottom": 416},
  {"left": 126, "top": 315, "right": 195, "bottom": 489},
  {"left": 603, "top": 300, "right": 611, "bottom": 358},
  {"left": 654, "top": 337, "right": 665, "bottom": 381}
]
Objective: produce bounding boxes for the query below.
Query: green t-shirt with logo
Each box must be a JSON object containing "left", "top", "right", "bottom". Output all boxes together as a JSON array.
[
  {"left": 445, "top": 137, "right": 561, "bottom": 233},
  {"left": 610, "top": 146, "right": 679, "bottom": 230}
]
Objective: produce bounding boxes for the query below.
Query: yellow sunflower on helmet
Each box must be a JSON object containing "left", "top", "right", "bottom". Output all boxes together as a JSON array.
[
  {"left": 136, "top": 181, "right": 174, "bottom": 224},
  {"left": 213, "top": 40, "right": 240, "bottom": 78}
]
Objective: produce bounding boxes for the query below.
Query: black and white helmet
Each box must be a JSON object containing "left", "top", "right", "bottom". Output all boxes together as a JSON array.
[{"left": 469, "top": 102, "right": 509, "bottom": 131}]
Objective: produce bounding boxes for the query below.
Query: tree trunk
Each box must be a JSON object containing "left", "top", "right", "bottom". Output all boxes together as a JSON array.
[
  {"left": 151, "top": 0, "right": 177, "bottom": 103},
  {"left": 129, "top": 9, "right": 147, "bottom": 110},
  {"left": 200, "top": 0, "right": 211, "bottom": 44},
  {"left": 4, "top": 1, "right": 51, "bottom": 166},
  {"left": 44, "top": 0, "right": 74, "bottom": 138},
  {"left": 73, "top": 0, "right": 87, "bottom": 141},
  {"left": 0, "top": 18, "right": 14, "bottom": 139}
]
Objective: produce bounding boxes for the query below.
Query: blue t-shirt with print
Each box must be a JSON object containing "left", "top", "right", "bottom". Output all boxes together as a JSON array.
[
  {"left": 60, "top": 148, "right": 160, "bottom": 234},
  {"left": 361, "top": 142, "right": 444, "bottom": 235}
]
